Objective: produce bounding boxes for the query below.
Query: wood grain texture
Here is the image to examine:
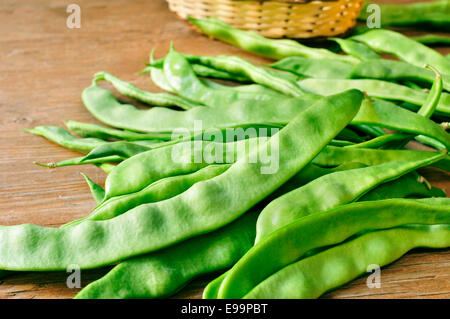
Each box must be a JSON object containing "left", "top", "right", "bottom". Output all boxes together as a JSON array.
[{"left": 0, "top": 0, "right": 448, "bottom": 299}]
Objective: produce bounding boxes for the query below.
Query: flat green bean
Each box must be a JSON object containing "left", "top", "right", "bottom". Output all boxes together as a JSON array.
[
  {"left": 412, "top": 35, "right": 450, "bottom": 46},
  {"left": 65, "top": 164, "right": 231, "bottom": 227},
  {"left": 331, "top": 38, "right": 381, "bottom": 61},
  {"left": 24, "top": 126, "right": 107, "bottom": 154},
  {"left": 80, "top": 173, "right": 105, "bottom": 204},
  {"left": 350, "top": 60, "right": 450, "bottom": 92},
  {"left": 75, "top": 211, "right": 258, "bottom": 299},
  {"left": 94, "top": 72, "right": 201, "bottom": 110},
  {"left": 82, "top": 81, "right": 450, "bottom": 149},
  {"left": 187, "top": 17, "right": 358, "bottom": 63},
  {"left": 0, "top": 90, "right": 362, "bottom": 271},
  {"left": 65, "top": 120, "right": 172, "bottom": 141},
  {"left": 359, "top": 172, "right": 445, "bottom": 201},
  {"left": 352, "top": 29, "right": 450, "bottom": 75},
  {"left": 255, "top": 153, "right": 445, "bottom": 243},
  {"left": 217, "top": 198, "right": 450, "bottom": 299},
  {"left": 245, "top": 224, "right": 450, "bottom": 299},
  {"left": 270, "top": 57, "right": 353, "bottom": 79},
  {"left": 358, "top": 1, "right": 450, "bottom": 30},
  {"left": 298, "top": 78, "right": 450, "bottom": 116}
]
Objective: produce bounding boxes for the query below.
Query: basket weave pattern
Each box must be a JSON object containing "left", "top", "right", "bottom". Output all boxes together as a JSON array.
[{"left": 167, "top": 0, "right": 363, "bottom": 38}]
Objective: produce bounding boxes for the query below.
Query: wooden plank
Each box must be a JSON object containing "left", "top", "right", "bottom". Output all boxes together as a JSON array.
[{"left": 0, "top": 0, "right": 448, "bottom": 299}]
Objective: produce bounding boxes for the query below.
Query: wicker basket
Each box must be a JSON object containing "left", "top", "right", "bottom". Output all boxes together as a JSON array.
[{"left": 167, "top": 0, "right": 363, "bottom": 38}]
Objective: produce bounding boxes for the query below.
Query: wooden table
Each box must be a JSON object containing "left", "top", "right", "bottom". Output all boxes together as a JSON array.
[{"left": 0, "top": 0, "right": 448, "bottom": 299}]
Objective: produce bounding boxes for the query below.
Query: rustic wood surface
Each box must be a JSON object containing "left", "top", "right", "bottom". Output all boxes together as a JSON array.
[{"left": 0, "top": 0, "right": 448, "bottom": 299}]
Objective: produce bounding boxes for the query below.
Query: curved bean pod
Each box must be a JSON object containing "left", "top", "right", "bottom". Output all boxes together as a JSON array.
[
  {"left": 94, "top": 72, "right": 201, "bottom": 110},
  {"left": 80, "top": 173, "right": 105, "bottom": 204},
  {"left": 245, "top": 224, "right": 450, "bottom": 299},
  {"left": 0, "top": 90, "right": 362, "bottom": 271},
  {"left": 312, "top": 145, "right": 450, "bottom": 171},
  {"left": 217, "top": 198, "right": 450, "bottom": 299},
  {"left": 104, "top": 138, "right": 261, "bottom": 199},
  {"left": 298, "top": 78, "right": 450, "bottom": 116},
  {"left": 187, "top": 17, "right": 358, "bottom": 63},
  {"left": 331, "top": 38, "right": 381, "bottom": 61},
  {"left": 352, "top": 29, "right": 450, "bottom": 75},
  {"left": 203, "top": 271, "right": 229, "bottom": 299},
  {"left": 163, "top": 49, "right": 301, "bottom": 107},
  {"left": 358, "top": 1, "right": 450, "bottom": 30},
  {"left": 65, "top": 120, "right": 172, "bottom": 141},
  {"left": 413, "top": 34, "right": 450, "bottom": 46},
  {"left": 65, "top": 164, "right": 231, "bottom": 227},
  {"left": 270, "top": 57, "right": 353, "bottom": 79},
  {"left": 255, "top": 153, "right": 446, "bottom": 243},
  {"left": 74, "top": 211, "right": 258, "bottom": 299},
  {"left": 359, "top": 172, "right": 445, "bottom": 201},
  {"left": 349, "top": 60, "right": 450, "bottom": 91},
  {"left": 23, "top": 126, "right": 107, "bottom": 154},
  {"left": 82, "top": 82, "right": 450, "bottom": 148},
  {"left": 168, "top": 53, "right": 304, "bottom": 96}
]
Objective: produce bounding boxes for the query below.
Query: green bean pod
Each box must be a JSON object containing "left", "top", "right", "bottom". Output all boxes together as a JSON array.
[
  {"left": 350, "top": 60, "right": 450, "bottom": 92},
  {"left": 413, "top": 34, "right": 450, "bottom": 46},
  {"left": 162, "top": 49, "right": 299, "bottom": 107},
  {"left": 187, "top": 17, "right": 358, "bottom": 63},
  {"left": 74, "top": 211, "right": 258, "bottom": 299},
  {"left": 24, "top": 126, "right": 107, "bottom": 154},
  {"left": 352, "top": 29, "right": 450, "bottom": 75},
  {"left": 82, "top": 81, "right": 450, "bottom": 149},
  {"left": 167, "top": 53, "right": 304, "bottom": 96},
  {"left": 298, "top": 78, "right": 450, "bottom": 116},
  {"left": 217, "top": 198, "right": 450, "bottom": 299},
  {"left": 358, "top": 1, "right": 450, "bottom": 30},
  {"left": 255, "top": 152, "right": 446, "bottom": 243},
  {"left": 0, "top": 90, "right": 363, "bottom": 271},
  {"left": 203, "top": 271, "right": 229, "bottom": 299},
  {"left": 331, "top": 38, "right": 381, "bottom": 61},
  {"left": 312, "top": 145, "right": 450, "bottom": 171},
  {"left": 104, "top": 138, "right": 261, "bottom": 199},
  {"left": 359, "top": 172, "right": 445, "bottom": 201},
  {"left": 65, "top": 164, "right": 231, "bottom": 227},
  {"left": 94, "top": 72, "right": 201, "bottom": 110},
  {"left": 270, "top": 57, "right": 353, "bottom": 79},
  {"left": 245, "top": 224, "right": 450, "bottom": 299},
  {"left": 65, "top": 121, "right": 172, "bottom": 141},
  {"left": 80, "top": 173, "right": 105, "bottom": 204}
]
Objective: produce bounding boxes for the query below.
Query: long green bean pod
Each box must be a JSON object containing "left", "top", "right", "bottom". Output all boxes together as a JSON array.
[
  {"left": 413, "top": 34, "right": 450, "bottom": 46},
  {"left": 245, "top": 224, "right": 450, "bottom": 298},
  {"left": 352, "top": 29, "right": 450, "bottom": 75},
  {"left": 65, "top": 121, "right": 172, "bottom": 141},
  {"left": 23, "top": 126, "right": 107, "bottom": 154},
  {"left": 358, "top": 1, "right": 450, "bottom": 30},
  {"left": 255, "top": 153, "right": 446, "bottom": 243},
  {"left": 75, "top": 211, "right": 259, "bottom": 299},
  {"left": 0, "top": 90, "right": 363, "bottom": 271},
  {"left": 331, "top": 38, "right": 381, "bottom": 61},
  {"left": 94, "top": 72, "right": 201, "bottom": 110},
  {"left": 349, "top": 60, "right": 450, "bottom": 92},
  {"left": 187, "top": 17, "right": 358, "bottom": 63},
  {"left": 80, "top": 173, "right": 105, "bottom": 204},
  {"left": 82, "top": 81, "right": 450, "bottom": 149},
  {"left": 297, "top": 78, "right": 450, "bottom": 116},
  {"left": 217, "top": 198, "right": 450, "bottom": 299}
]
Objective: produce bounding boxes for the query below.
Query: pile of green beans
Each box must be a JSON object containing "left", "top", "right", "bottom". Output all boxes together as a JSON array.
[{"left": 14, "top": 13, "right": 450, "bottom": 300}]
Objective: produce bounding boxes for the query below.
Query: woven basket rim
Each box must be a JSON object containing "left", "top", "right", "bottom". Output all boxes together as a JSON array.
[{"left": 229, "top": 0, "right": 338, "bottom": 3}]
